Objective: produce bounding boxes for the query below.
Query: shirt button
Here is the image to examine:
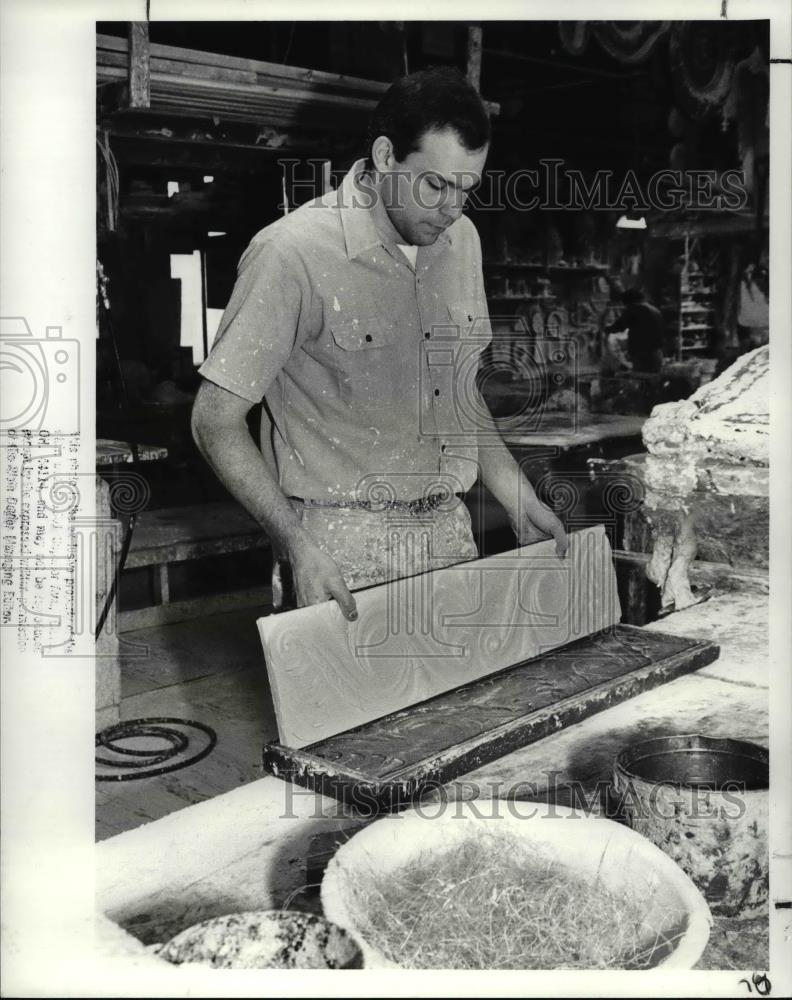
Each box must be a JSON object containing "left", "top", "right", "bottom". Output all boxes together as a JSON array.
[
  {"left": 441, "top": 444, "right": 447, "bottom": 452},
  {"left": 424, "top": 331, "right": 431, "bottom": 339},
  {"left": 434, "top": 388, "right": 440, "bottom": 397},
  {"left": 365, "top": 334, "right": 373, "bottom": 342}
]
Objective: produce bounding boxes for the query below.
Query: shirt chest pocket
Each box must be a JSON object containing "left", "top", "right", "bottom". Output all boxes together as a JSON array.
[
  {"left": 330, "top": 315, "right": 397, "bottom": 353},
  {"left": 329, "top": 312, "right": 403, "bottom": 404}
]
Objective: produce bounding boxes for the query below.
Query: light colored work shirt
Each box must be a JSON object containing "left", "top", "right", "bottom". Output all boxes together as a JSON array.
[{"left": 199, "top": 159, "right": 492, "bottom": 502}]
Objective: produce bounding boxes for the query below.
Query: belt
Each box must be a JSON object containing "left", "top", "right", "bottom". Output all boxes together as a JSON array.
[{"left": 294, "top": 493, "right": 460, "bottom": 513}]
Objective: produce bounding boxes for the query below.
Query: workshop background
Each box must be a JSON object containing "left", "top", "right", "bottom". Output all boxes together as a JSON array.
[{"left": 94, "top": 19, "right": 772, "bottom": 972}]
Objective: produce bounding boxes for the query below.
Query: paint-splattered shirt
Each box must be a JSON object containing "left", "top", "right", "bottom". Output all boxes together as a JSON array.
[{"left": 199, "top": 159, "right": 492, "bottom": 502}]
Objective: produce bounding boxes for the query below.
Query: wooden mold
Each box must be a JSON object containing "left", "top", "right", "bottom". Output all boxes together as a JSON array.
[{"left": 263, "top": 624, "right": 720, "bottom": 812}]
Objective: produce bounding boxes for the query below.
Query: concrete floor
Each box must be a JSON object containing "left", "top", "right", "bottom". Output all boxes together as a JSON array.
[{"left": 96, "top": 608, "right": 279, "bottom": 840}]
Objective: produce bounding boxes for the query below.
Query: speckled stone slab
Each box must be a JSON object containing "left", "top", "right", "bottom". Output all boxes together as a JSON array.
[{"left": 159, "top": 909, "right": 362, "bottom": 969}]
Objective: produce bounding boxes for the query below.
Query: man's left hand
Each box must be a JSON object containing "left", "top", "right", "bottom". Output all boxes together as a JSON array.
[{"left": 512, "top": 501, "right": 569, "bottom": 559}]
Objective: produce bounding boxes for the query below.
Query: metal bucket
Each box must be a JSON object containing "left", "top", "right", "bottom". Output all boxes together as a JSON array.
[{"left": 613, "top": 735, "right": 768, "bottom": 916}]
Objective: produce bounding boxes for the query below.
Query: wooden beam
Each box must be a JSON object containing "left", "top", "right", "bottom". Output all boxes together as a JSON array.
[
  {"left": 466, "top": 25, "right": 483, "bottom": 92},
  {"left": 102, "top": 111, "right": 318, "bottom": 149},
  {"left": 128, "top": 22, "right": 151, "bottom": 109},
  {"left": 119, "top": 586, "right": 274, "bottom": 633},
  {"left": 104, "top": 118, "right": 341, "bottom": 171},
  {"left": 99, "top": 33, "right": 389, "bottom": 97},
  {"left": 612, "top": 549, "right": 768, "bottom": 581},
  {"left": 99, "top": 32, "right": 500, "bottom": 125},
  {"left": 125, "top": 501, "right": 269, "bottom": 570}
]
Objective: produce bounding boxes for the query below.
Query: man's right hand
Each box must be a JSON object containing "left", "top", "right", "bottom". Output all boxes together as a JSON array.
[
  {"left": 289, "top": 539, "right": 358, "bottom": 621},
  {"left": 191, "top": 383, "right": 360, "bottom": 621}
]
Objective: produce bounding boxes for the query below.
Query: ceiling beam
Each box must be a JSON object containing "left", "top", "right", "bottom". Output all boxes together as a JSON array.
[{"left": 128, "top": 22, "right": 151, "bottom": 108}]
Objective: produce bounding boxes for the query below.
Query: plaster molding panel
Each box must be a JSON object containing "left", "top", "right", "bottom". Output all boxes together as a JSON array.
[{"left": 258, "top": 525, "right": 621, "bottom": 748}]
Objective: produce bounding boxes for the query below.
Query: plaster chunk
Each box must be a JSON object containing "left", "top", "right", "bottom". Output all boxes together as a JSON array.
[
  {"left": 637, "top": 347, "right": 768, "bottom": 610},
  {"left": 643, "top": 347, "right": 768, "bottom": 468},
  {"left": 644, "top": 453, "right": 699, "bottom": 503},
  {"left": 642, "top": 399, "right": 699, "bottom": 455}
]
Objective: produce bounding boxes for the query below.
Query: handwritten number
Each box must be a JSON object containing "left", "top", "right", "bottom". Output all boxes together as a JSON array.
[
  {"left": 740, "top": 972, "right": 772, "bottom": 995},
  {"left": 752, "top": 972, "right": 771, "bottom": 996}
]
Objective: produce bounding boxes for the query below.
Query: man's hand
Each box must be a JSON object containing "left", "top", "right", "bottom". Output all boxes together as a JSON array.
[
  {"left": 289, "top": 538, "right": 358, "bottom": 620},
  {"left": 512, "top": 499, "right": 569, "bottom": 559},
  {"left": 192, "top": 382, "right": 359, "bottom": 620}
]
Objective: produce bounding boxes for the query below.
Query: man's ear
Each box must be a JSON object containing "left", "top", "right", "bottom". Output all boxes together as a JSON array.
[{"left": 370, "top": 135, "right": 395, "bottom": 173}]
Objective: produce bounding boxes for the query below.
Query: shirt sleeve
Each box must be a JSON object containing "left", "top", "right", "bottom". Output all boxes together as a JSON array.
[{"left": 198, "top": 232, "right": 308, "bottom": 403}]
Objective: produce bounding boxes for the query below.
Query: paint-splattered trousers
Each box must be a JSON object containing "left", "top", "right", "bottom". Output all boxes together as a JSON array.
[{"left": 272, "top": 495, "right": 479, "bottom": 610}]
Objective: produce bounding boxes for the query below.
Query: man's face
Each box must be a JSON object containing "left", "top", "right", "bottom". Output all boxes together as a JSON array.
[{"left": 379, "top": 128, "right": 488, "bottom": 246}]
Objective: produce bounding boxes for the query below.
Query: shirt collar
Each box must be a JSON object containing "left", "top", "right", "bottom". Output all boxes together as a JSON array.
[
  {"left": 338, "top": 159, "right": 381, "bottom": 260},
  {"left": 338, "top": 158, "right": 452, "bottom": 262}
]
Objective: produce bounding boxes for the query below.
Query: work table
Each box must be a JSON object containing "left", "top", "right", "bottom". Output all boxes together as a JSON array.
[
  {"left": 500, "top": 412, "right": 646, "bottom": 450},
  {"left": 95, "top": 582, "right": 769, "bottom": 972}
]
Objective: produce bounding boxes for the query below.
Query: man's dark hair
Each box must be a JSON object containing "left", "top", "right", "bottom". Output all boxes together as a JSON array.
[
  {"left": 622, "top": 287, "right": 646, "bottom": 305},
  {"left": 366, "top": 66, "right": 490, "bottom": 169}
]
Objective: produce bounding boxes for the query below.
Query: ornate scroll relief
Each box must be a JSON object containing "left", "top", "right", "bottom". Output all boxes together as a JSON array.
[{"left": 257, "top": 524, "right": 621, "bottom": 749}]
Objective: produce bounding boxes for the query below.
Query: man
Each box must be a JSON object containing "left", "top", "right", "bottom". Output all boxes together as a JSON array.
[
  {"left": 192, "top": 67, "right": 567, "bottom": 621},
  {"left": 605, "top": 287, "right": 665, "bottom": 373}
]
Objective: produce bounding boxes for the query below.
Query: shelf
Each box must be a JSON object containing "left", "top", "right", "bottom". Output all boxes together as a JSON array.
[
  {"left": 487, "top": 294, "right": 556, "bottom": 302},
  {"left": 485, "top": 261, "right": 609, "bottom": 275},
  {"left": 485, "top": 261, "right": 544, "bottom": 270},
  {"left": 650, "top": 213, "right": 768, "bottom": 239},
  {"left": 98, "top": 33, "right": 499, "bottom": 131},
  {"left": 677, "top": 235, "right": 718, "bottom": 362}
]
